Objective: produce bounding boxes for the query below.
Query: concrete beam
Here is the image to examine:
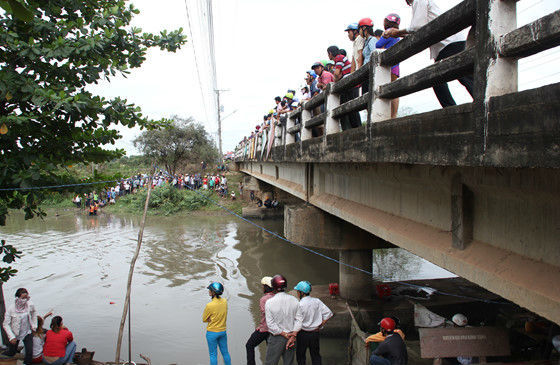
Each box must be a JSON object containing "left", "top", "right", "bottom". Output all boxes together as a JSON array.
[
  {"left": 499, "top": 10, "right": 560, "bottom": 58},
  {"left": 284, "top": 204, "right": 394, "bottom": 250}
]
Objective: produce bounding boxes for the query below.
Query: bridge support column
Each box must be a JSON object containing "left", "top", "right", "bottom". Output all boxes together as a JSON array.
[
  {"left": 284, "top": 204, "right": 393, "bottom": 300},
  {"left": 339, "top": 250, "right": 373, "bottom": 300}
]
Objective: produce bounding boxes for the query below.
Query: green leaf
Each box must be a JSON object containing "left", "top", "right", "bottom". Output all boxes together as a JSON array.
[{"left": 7, "top": 0, "right": 33, "bottom": 22}]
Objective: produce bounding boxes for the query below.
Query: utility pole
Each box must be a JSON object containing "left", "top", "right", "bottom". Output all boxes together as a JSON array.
[
  {"left": 215, "top": 89, "right": 230, "bottom": 161},
  {"left": 216, "top": 89, "right": 222, "bottom": 159}
]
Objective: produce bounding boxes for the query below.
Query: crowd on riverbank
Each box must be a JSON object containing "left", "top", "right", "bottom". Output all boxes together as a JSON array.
[{"left": 72, "top": 172, "right": 236, "bottom": 215}]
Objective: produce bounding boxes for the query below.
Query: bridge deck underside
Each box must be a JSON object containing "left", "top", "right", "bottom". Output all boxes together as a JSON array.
[
  {"left": 240, "top": 163, "right": 560, "bottom": 324},
  {"left": 237, "top": 84, "right": 560, "bottom": 324}
]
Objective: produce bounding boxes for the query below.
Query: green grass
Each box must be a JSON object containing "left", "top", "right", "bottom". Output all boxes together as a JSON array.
[{"left": 39, "top": 192, "right": 77, "bottom": 209}]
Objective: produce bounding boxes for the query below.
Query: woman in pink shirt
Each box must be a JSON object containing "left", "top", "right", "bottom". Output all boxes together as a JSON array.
[{"left": 42, "top": 316, "right": 76, "bottom": 365}]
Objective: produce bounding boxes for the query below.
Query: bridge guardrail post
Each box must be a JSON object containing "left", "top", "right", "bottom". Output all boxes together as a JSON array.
[
  {"left": 473, "top": 0, "right": 518, "bottom": 161},
  {"left": 286, "top": 114, "right": 296, "bottom": 145},
  {"left": 324, "top": 83, "right": 341, "bottom": 138},
  {"left": 301, "top": 108, "right": 313, "bottom": 141},
  {"left": 274, "top": 118, "right": 283, "bottom": 148},
  {"left": 480, "top": 0, "right": 518, "bottom": 100},
  {"left": 368, "top": 51, "right": 392, "bottom": 123}
]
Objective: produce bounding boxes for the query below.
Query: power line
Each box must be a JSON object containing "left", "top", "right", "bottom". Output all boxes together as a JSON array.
[{"left": 183, "top": 0, "right": 210, "bottom": 126}]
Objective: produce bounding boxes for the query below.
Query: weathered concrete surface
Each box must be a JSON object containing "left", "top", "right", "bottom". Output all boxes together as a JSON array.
[
  {"left": 265, "top": 83, "right": 560, "bottom": 168},
  {"left": 240, "top": 162, "right": 560, "bottom": 324},
  {"left": 499, "top": 9, "right": 560, "bottom": 58},
  {"left": 241, "top": 207, "right": 283, "bottom": 219},
  {"left": 284, "top": 204, "right": 394, "bottom": 250},
  {"left": 339, "top": 250, "right": 373, "bottom": 300}
]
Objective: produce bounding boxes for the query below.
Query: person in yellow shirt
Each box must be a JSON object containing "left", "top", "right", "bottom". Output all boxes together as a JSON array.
[{"left": 203, "top": 282, "right": 231, "bottom": 365}]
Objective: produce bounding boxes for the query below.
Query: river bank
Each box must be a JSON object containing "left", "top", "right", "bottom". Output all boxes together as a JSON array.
[{"left": 39, "top": 172, "right": 250, "bottom": 216}]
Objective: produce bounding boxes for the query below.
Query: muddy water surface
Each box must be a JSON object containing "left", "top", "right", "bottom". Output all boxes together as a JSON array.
[{"left": 0, "top": 210, "right": 451, "bottom": 364}]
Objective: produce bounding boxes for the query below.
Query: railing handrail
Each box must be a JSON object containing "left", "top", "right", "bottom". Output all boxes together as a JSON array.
[{"left": 235, "top": 0, "right": 560, "bottom": 163}]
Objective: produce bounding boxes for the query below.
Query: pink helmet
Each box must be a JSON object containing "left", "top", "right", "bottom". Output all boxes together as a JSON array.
[{"left": 385, "top": 13, "right": 401, "bottom": 25}]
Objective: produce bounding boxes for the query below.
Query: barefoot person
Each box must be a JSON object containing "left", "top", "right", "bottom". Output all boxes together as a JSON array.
[
  {"left": 203, "top": 282, "right": 232, "bottom": 365},
  {"left": 2, "top": 288, "right": 37, "bottom": 365},
  {"left": 42, "top": 316, "right": 76, "bottom": 365}
]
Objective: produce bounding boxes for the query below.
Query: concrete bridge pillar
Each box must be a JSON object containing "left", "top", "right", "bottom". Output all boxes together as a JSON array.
[
  {"left": 284, "top": 204, "right": 393, "bottom": 301},
  {"left": 339, "top": 250, "right": 373, "bottom": 300}
]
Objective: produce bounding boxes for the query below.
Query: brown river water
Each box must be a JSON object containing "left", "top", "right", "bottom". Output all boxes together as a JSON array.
[{"left": 0, "top": 210, "right": 451, "bottom": 364}]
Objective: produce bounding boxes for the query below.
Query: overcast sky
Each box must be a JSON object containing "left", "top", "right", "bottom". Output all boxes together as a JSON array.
[{"left": 88, "top": 0, "right": 560, "bottom": 155}]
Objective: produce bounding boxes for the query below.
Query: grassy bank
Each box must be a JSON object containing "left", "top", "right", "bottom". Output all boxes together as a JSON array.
[{"left": 39, "top": 172, "right": 247, "bottom": 216}]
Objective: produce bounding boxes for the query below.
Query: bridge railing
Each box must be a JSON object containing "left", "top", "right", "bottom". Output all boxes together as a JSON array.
[{"left": 236, "top": 0, "right": 560, "bottom": 162}]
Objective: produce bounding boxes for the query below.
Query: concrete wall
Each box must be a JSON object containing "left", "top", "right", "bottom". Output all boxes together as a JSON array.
[{"left": 239, "top": 162, "right": 560, "bottom": 324}]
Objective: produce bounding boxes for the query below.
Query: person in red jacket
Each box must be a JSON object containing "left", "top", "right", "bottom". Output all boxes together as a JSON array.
[{"left": 42, "top": 316, "right": 76, "bottom": 365}]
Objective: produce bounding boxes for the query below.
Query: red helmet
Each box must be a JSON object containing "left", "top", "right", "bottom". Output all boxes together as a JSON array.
[
  {"left": 358, "top": 18, "right": 373, "bottom": 27},
  {"left": 385, "top": 13, "right": 401, "bottom": 26},
  {"left": 271, "top": 274, "right": 287, "bottom": 290},
  {"left": 379, "top": 317, "right": 396, "bottom": 331}
]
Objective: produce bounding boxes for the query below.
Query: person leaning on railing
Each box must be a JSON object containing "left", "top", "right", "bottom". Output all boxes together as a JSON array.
[
  {"left": 328, "top": 45, "right": 362, "bottom": 130},
  {"left": 376, "top": 13, "right": 403, "bottom": 118},
  {"left": 358, "top": 17, "right": 376, "bottom": 95},
  {"left": 383, "top": 0, "right": 474, "bottom": 108}
]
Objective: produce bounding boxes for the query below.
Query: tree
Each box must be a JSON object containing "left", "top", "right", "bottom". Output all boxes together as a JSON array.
[
  {"left": 0, "top": 0, "right": 186, "bottom": 282},
  {"left": 134, "top": 116, "right": 218, "bottom": 175}
]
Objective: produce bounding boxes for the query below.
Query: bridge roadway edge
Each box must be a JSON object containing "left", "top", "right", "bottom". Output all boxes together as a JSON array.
[{"left": 240, "top": 165, "right": 560, "bottom": 325}]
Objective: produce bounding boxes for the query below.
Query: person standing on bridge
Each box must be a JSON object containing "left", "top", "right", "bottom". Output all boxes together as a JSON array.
[
  {"left": 293, "top": 281, "right": 333, "bottom": 365},
  {"left": 345, "top": 23, "right": 364, "bottom": 73},
  {"left": 358, "top": 17, "right": 376, "bottom": 94},
  {"left": 203, "top": 282, "right": 232, "bottom": 365},
  {"left": 328, "top": 45, "right": 362, "bottom": 130},
  {"left": 264, "top": 274, "right": 302, "bottom": 365},
  {"left": 382, "top": 0, "right": 474, "bottom": 107},
  {"left": 245, "top": 277, "right": 275, "bottom": 365},
  {"left": 376, "top": 14, "right": 402, "bottom": 118}
]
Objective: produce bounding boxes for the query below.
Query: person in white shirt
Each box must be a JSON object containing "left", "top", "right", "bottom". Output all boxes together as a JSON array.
[
  {"left": 383, "top": 0, "right": 473, "bottom": 107},
  {"left": 264, "top": 275, "right": 302, "bottom": 365},
  {"left": 293, "top": 281, "right": 333, "bottom": 365}
]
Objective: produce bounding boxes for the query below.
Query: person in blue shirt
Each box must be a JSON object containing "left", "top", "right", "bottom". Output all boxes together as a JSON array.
[
  {"left": 377, "top": 13, "right": 402, "bottom": 118},
  {"left": 358, "top": 17, "right": 375, "bottom": 95}
]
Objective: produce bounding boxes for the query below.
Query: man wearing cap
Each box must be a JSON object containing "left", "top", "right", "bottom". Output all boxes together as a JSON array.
[
  {"left": 346, "top": 23, "right": 364, "bottom": 72},
  {"left": 327, "top": 45, "right": 361, "bottom": 130},
  {"left": 305, "top": 71, "right": 319, "bottom": 98},
  {"left": 383, "top": 0, "right": 473, "bottom": 107},
  {"left": 294, "top": 281, "right": 333, "bottom": 365},
  {"left": 312, "top": 62, "right": 334, "bottom": 91},
  {"left": 265, "top": 274, "right": 302, "bottom": 365},
  {"left": 245, "top": 277, "right": 276, "bottom": 365}
]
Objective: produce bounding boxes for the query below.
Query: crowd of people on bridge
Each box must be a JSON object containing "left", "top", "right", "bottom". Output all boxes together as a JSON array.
[{"left": 235, "top": 0, "right": 475, "bottom": 160}]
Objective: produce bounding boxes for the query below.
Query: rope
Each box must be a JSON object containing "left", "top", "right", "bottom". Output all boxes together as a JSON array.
[{"left": 157, "top": 168, "right": 511, "bottom": 306}]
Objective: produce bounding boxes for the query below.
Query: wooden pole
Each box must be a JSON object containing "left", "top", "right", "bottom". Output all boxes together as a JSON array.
[{"left": 115, "top": 170, "right": 154, "bottom": 364}]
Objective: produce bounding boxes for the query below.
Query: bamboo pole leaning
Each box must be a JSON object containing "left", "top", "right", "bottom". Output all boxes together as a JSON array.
[{"left": 115, "top": 169, "right": 155, "bottom": 364}]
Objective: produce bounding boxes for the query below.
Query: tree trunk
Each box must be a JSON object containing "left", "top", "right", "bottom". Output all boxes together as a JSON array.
[{"left": 0, "top": 283, "right": 9, "bottom": 346}]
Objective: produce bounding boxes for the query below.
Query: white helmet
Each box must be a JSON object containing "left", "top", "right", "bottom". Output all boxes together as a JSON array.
[
  {"left": 261, "top": 276, "right": 273, "bottom": 288},
  {"left": 452, "top": 313, "right": 468, "bottom": 326},
  {"left": 552, "top": 335, "right": 560, "bottom": 352}
]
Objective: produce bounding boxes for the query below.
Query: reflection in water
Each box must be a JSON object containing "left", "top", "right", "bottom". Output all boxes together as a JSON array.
[{"left": 0, "top": 211, "right": 451, "bottom": 364}]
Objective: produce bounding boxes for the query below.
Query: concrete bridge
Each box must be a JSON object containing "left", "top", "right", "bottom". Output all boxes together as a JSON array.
[{"left": 234, "top": 0, "right": 560, "bottom": 325}]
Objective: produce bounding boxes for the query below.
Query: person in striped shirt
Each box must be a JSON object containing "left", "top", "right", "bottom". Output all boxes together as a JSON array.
[{"left": 327, "top": 45, "right": 361, "bottom": 130}]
